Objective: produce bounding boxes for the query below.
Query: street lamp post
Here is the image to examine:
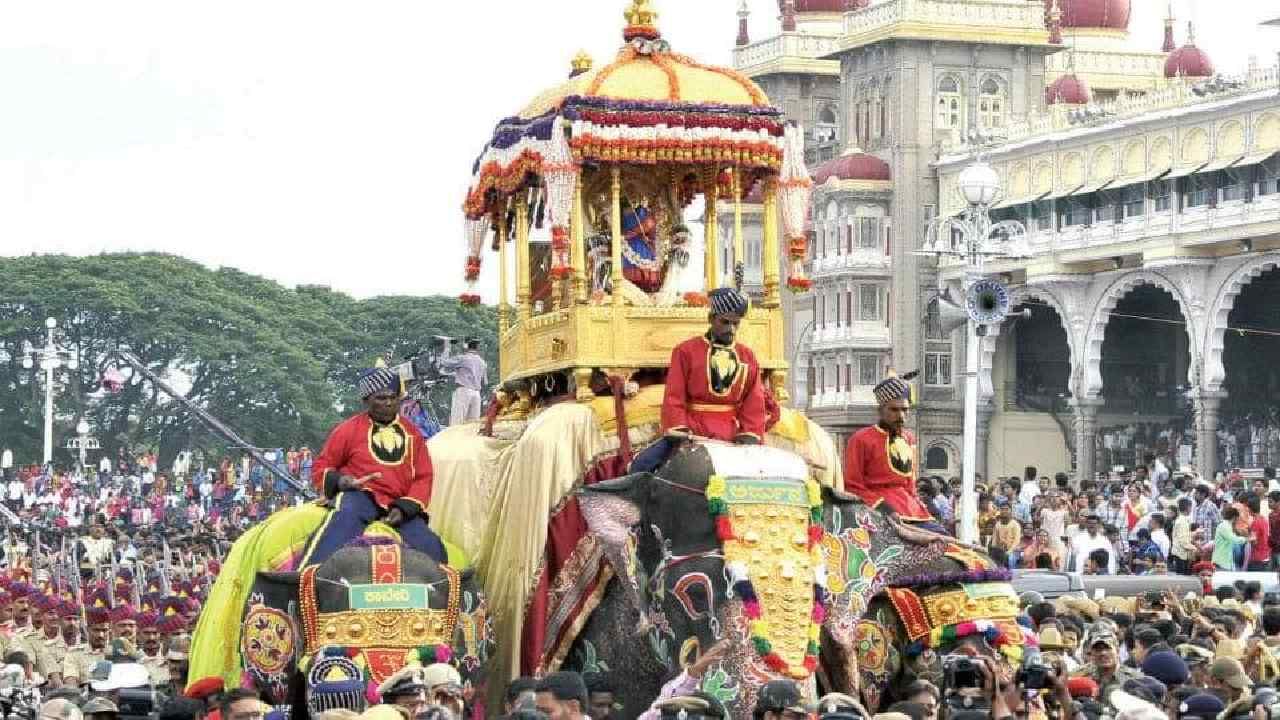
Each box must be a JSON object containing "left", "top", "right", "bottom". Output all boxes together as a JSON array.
[
  {"left": 22, "top": 318, "right": 79, "bottom": 467},
  {"left": 918, "top": 154, "right": 1031, "bottom": 544}
]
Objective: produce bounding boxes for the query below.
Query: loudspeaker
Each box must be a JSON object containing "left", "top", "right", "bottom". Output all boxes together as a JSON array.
[
  {"left": 929, "top": 291, "right": 970, "bottom": 336},
  {"left": 965, "top": 278, "right": 1012, "bottom": 325}
]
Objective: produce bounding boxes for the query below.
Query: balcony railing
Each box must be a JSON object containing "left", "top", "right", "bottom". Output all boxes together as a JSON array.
[
  {"left": 842, "top": 0, "right": 1045, "bottom": 45},
  {"left": 943, "top": 64, "right": 1280, "bottom": 155},
  {"left": 810, "top": 250, "right": 892, "bottom": 277},
  {"left": 731, "top": 33, "right": 842, "bottom": 73},
  {"left": 809, "top": 322, "right": 892, "bottom": 350}
]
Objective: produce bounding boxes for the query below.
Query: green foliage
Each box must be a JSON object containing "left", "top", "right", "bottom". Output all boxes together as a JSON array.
[{"left": 0, "top": 253, "right": 496, "bottom": 469}]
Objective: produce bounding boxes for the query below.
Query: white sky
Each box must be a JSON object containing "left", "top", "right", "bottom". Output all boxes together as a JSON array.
[{"left": 1, "top": 0, "right": 1275, "bottom": 300}]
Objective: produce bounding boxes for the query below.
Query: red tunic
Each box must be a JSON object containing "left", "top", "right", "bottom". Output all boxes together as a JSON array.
[
  {"left": 843, "top": 425, "right": 932, "bottom": 521},
  {"left": 311, "top": 413, "right": 433, "bottom": 515},
  {"left": 661, "top": 336, "right": 767, "bottom": 442}
]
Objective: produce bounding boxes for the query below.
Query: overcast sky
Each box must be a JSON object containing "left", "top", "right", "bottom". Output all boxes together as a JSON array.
[{"left": 1, "top": 1, "right": 1274, "bottom": 300}]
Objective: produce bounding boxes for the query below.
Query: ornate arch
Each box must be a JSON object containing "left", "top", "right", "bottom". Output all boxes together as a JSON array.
[
  {"left": 1202, "top": 253, "right": 1280, "bottom": 393},
  {"left": 1082, "top": 270, "right": 1199, "bottom": 400},
  {"left": 1009, "top": 286, "right": 1080, "bottom": 397},
  {"left": 923, "top": 437, "right": 960, "bottom": 473}
]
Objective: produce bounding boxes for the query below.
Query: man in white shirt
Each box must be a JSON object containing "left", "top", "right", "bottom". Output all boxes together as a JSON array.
[
  {"left": 1019, "top": 466, "right": 1041, "bottom": 506},
  {"left": 5, "top": 478, "right": 22, "bottom": 511},
  {"left": 1070, "top": 514, "right": 1116, "bottom": 574},
  {"left": 1149, "top": 513, "right": 1171, "bottom": 560}
]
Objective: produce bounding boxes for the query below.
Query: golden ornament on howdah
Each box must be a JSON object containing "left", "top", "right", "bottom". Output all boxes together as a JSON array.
[{"left": 459, "top": 0, "right": 816, "bottom": 397}]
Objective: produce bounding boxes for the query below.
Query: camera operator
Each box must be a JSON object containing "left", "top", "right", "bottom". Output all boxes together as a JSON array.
[
  {"left": 438, "top": 338, "right": 487, "bottom": 425},
  {"left": 0, "top": 651, "right": 42, "bottom": 720}
]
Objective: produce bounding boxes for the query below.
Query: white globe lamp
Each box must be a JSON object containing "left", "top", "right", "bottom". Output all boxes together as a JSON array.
[{"left": 958, "top": 160, "right": 1001, "bottom": 207}]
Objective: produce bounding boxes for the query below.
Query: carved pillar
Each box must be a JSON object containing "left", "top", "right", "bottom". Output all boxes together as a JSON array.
[
  {"left": 762, "top": 178, "right": 781, "bottom": 307},
  {"left": 1071, "top": 398, "right": 1104, "bottom": 486},
  {"left": 704, "top": 169, "right": 721, "bottom": 291},
  {"left": 610, "top": 166, "right": 624, "bottom": 308},
  {"left": 571, "top": 174, "right": 587, "bottom": 304},
  {"left": 976, "top": 404, "right": 994, "bottom": 482},
  {"left": 515, "top": 195, "right": 531, "bottom": 324},
  {"left": 1195, "top": 390, "right": 1228, "bottom": 480},
  {"left": 497, "top": 207, "right": 509, "bottom": 335}
]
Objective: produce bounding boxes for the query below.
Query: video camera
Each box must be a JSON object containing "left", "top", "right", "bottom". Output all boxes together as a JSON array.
[
  {"left": 116, "top": 687, "right": 158, "bottom": 720},
  {"left": 1230, "top": 687, "right": 1280, "bottom": 720}
]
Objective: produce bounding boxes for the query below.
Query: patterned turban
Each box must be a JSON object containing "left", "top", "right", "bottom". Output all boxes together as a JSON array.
[
  {"left": 873, "top": 376, "right": 912, "bottom": 405},
  {"left": 708, "top": 287, "right": 750, "bottom": 318},
  {"left": 358, "top": 367, "right": 401, "bottom": 400}
]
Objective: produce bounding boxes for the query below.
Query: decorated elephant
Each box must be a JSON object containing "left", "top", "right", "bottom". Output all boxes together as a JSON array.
[
  {"left": 194, "top": 531, "right": 491, "bottom": 719},
  {"left": 562, "top": 440, "right": 1024, "bottom": 719},
  {"left": 816, "top": 493, "right": 1029, "bottom": 712}
]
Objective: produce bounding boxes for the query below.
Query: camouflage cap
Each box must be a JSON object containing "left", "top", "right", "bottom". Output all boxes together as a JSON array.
[{"left": 38, "top": 699, "right": 84, "bottom": 720}]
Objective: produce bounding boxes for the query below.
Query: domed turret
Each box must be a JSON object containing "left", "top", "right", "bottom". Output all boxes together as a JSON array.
[
  {"left": 812, "top": 145, "right": 891, "bottom": 185},
  {"left": 1165, "top": 23, "right": 1214, "bottom": 79},
  {"left": 1044, "top": 0, "right": 1130, "bottom": 32},
  {"left": 1046, "top": 74, "right": 1090, "bottom": 105}
]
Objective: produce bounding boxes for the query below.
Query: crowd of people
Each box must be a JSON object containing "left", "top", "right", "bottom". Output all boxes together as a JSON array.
[{"left": 917, "top": 458, "right": 1280, "bottom": 578}]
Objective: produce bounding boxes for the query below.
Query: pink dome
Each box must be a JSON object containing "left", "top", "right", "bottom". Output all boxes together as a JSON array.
[
  {"left": 1045, "top": 74, "right": 1090, "bottom": 105},
  {"left": 778, "top": 0, "right": 865, "bottom": 13},
  {"left": 812, "top": 149, "right": 891, "bottom": 184},
  {"left": 1044, "top": 0, "right": 1130, "bottom": 31},
  {"left": 1165, "top": 43, "right": 1214, "bottom": 79}
]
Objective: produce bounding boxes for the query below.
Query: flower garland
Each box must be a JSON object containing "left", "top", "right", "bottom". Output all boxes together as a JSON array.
[
  {"left": 904, "top": 619, "right": 1039, "bottom": 667},
  {"left": 777, "top": 126, "right": 813, "bottom": 293},
  {"left": 706, "top": 475, "right": 827, "bottom": 678}
]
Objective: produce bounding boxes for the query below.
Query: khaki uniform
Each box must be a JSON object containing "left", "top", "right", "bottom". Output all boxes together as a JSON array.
[
  {"left": 60, "top": 645, "right": 103, "bottom": 686},
  {"left": 3, "top": 626, "right": 50, "bottom": 677},
  {"left": 38, "top": 633, "right": 69, "bottom": 681},
  {"left": 1070, "top": 663, "right": 1143, "bottom": 705},
  {"left": 141, "top": 652, "right": 170, "bottom": 686}
]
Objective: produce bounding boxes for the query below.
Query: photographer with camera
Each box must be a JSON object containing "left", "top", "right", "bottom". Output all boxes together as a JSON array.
[{"left": 437, "top": 338, "right": 487, "bottom": 426}]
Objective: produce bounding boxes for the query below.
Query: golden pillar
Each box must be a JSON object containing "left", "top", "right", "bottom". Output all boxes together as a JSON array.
[
  {"left": 704, "top": 170, "right": 721, "bottom": 291},
  {"left": 762, "top": 177, "right": 781, "bottom": 308},
  {"left": 515, "top": 194, "right": 531, "bottom": 323},
  {"left": 497, "top": 208, "right": 510, "bottom": 335},
  {"left": 571, "top": 173, "right": 587, "bottom": 304},
  {"left": 610, "top": 166, "right": 624, "bottom": 307},
  {"left": 732, "top": 168, "right": 744, "bottom": 289}
]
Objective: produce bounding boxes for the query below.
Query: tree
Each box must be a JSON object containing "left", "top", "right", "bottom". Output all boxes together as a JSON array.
[{"left": 0, "top": 253, "right": 496, "bottom": 471}]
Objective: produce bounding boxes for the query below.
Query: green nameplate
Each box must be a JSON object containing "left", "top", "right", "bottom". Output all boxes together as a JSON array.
[
  {"left": 348, "top": 583, "right": 429, "bottom": 610},
  {"left": 724, "top": 478, "right": 808, "bottom": 507}
]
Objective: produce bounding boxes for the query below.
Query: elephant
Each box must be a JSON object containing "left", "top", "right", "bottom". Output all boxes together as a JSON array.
[
  {"left": 561, "top": 440, "right": 1022, "bottom": 719},
  {"left": 234, "top": 537, "right": 492, "bottom": 719}
]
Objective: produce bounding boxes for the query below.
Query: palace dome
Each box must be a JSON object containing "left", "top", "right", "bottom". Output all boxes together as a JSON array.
[
  {"left": 1165, "top": 42, "right": 1214, "bottom": 79},
  {"left": 811, "top": 146, "right": 891, "bottom": 184},
  {"left": 1047, "top": 0, "right": 1130, "bottom": 31},
  {"left": 780, "top": 0, "right": 865, "bottom": 12},
  {"left": 1045, "top": 74, "right": 1090, "bottom": 105}
]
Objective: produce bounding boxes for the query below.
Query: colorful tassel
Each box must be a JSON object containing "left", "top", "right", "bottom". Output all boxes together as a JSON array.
[
  {"left": 715, "top": 516, "right": 734, "bottom": 540},
  {"left": 752, "top": 636, "right": 772, "bottom": 656}
]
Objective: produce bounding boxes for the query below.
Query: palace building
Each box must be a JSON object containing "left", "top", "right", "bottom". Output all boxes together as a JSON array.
[{"left": 725, "top": 0, "right": 1280, "bottom": 481}]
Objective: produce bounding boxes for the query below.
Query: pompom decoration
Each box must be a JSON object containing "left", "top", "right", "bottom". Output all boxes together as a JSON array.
[
  {"left": 366, "top": 680, "right": 380, "bottom": 705},
  {"left": 706, "top": 472, "right": 826, "bottom": 678},
  {"left": 434, "top": 645, "right": 453, "bottom": 664},
  {"left": 777, "top": 124, "right": 813, "bottom": 293}
]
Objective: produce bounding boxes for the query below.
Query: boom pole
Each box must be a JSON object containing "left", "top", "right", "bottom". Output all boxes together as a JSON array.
[{"left": 111, "top": 350, "right": 313, "bottom": 498}]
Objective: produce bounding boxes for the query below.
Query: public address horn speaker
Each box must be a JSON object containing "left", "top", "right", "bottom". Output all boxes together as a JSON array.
[
  {"left": 965, "top": 278, "right": 1012, "bottom": 325},
  {"left": 928, "top": 290, "right": 970, "bottom": 336}
]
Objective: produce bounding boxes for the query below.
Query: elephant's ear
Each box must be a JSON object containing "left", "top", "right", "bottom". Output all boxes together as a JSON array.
[
  {"left": 578, "top": 474, "right": 650, "bottom": 546},
  {"left": 257, "top": 571, "right": 301, "bottom": 586}
]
